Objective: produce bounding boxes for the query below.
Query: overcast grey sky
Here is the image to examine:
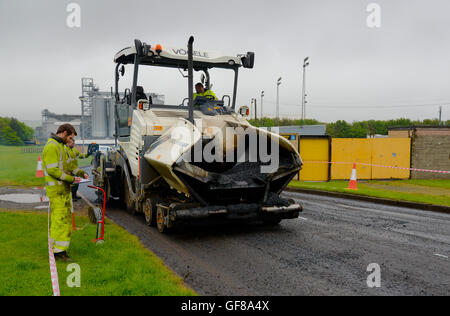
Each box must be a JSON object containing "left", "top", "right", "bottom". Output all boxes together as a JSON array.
[{"left": 1, "top": 0, "right": 449, "bottom": 122}]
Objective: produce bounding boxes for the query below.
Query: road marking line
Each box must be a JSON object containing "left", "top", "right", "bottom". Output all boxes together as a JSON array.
[
  {"left": 434, "top": 254, "right": 448, "bottom": 259},
  {"left": 298, "top": 216, "right": 308, "bottom": 221}
]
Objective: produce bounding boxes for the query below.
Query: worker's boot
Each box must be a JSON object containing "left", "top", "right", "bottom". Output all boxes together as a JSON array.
[{"left": 54, "top": 251, "right": 73, "bottom": 263}]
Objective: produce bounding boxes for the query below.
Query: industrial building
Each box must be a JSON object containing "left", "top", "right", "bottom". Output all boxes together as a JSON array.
[
  {"left": 388, "top": 125, "right": 450, "bottom": 138},
  {"left": 388, "top": 126, "right": 450, "bottom": 179},
  {"left": 35, "top": 78, "right": 165, "bottom": 143},
  {"left": 80, "top": 78, "right": 164, "bottom": 139},
  {"left": 35, "top": 109, "right": 81, "bottom": 143},
  {"left": 263, "top": 124, "right": 327, "bottom": 136}
]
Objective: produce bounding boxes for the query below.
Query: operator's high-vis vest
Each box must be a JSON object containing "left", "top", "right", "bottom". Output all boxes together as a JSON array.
[
  {"left": 43, "top": 136, "right": 74, "bottom": 254},
  {"left": 43, "top": 138, "right": 74, "bottom": 196},
  {"left": 193, "top": 89, "right": 218, "bottom": 100},
  {"left": 65, "top": 146, "right": 87, "bottom": 178}
]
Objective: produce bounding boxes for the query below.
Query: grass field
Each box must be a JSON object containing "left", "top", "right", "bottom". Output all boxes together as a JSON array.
[
  {"left": 0, "top": 211, "right": 196, "bottom": 296},
  {"left": 0, "top": 146, "right": 91, "bottom": 187},
  {"left": 289, "top": 179, "right": 450, "bottom": 207}
]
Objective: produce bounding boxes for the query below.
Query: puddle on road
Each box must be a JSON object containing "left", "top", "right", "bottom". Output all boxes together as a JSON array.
[{"left": 0, "top": 194, "right": 48, "bottom": 203}]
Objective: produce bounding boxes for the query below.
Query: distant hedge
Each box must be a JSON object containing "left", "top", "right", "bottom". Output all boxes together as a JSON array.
[
  {"left": 0, "top": 117, "right": 34, "bottom": 146},
  {"left": 248, "top": 117, "right": 450, "bottom": 138}
]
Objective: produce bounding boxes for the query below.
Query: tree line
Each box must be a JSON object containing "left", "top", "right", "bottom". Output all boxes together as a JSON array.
[
  {"left": 0, "top": 117, "right": 34, "bottom": 145},
  {"left": 248, "top": 117, "right": 449, "bottom": 138}
]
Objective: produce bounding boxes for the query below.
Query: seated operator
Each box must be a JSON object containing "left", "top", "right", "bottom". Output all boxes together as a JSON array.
[
  {"left": 136, "top": 86, "right": 147, "bottom": 101},
  {"left": 193, "top": 83, "right": 218, "bottom": 101},
  {"left": 136, "top": 86, "right": 153, "bottom": 105}
]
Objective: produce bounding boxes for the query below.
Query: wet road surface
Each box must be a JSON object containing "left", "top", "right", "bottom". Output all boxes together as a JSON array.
[{"left": 79, "top": 183, "right": 450, "bottom": 296}]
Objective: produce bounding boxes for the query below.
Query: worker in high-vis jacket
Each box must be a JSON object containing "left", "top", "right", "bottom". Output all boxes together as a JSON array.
[
  {"left": 65, "top": 138, "right": 90, "bottom": 201},
  {"left": 194, "top": 82, "right": 218, "bottom": 101},
  {"left": 43, "top": 124, "right": 88, "bottom": 262}
]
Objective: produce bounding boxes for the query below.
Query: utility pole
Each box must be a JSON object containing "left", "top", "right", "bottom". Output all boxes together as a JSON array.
[
  {"left": 439, "top": 106, "right": 442, "bottom": 125},
  {"left": 302, "top": 57, "right": 310, "bottom": 120},
  {"left": 260, "top": 90, "right": 264, "bottom": 119},
  {"left": 254, "top": 98, "right": 257, "bottom": 120},
  {"left": 276, "top": 77, "right": 282, "bottom": 119}
]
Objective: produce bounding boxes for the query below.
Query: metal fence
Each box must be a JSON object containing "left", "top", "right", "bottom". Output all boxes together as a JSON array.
[{"left": 21, "top": 146, "right": 44, "bottom": 154}]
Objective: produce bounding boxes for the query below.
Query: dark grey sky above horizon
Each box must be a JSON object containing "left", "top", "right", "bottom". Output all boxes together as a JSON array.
[{"left": 1, "top": 0, "right": 449, "bottom": 122}]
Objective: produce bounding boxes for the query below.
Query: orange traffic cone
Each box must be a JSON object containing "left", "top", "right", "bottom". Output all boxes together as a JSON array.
[
  {"left": 347, "top": 163, "right": 358, "bottom": 190},
  {"left": 36, "top": 156, "right": 44, "bottom": 178}
]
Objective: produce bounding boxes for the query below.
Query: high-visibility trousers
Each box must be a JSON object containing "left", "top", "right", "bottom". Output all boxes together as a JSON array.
[{"left": 48, "top": 192, "right": 72, "bottom": 254}]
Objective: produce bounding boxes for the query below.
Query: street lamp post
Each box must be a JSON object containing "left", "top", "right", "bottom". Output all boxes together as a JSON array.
[
  {"left": 302, "top": 57, "right": 310, "bottom": 120},
  {"left": 276, "top": 77, "right": 282, "bottom": 119},
  {"left": 79, "top": 96, "right": 87, "bottom": 153},
  {"left": 251, "top": 98, "right": 255, "bottom": 120}
]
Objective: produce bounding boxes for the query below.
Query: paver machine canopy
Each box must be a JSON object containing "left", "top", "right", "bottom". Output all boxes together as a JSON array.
[{"left": 92, "top": 36, "right": 302, "bottom": 233}]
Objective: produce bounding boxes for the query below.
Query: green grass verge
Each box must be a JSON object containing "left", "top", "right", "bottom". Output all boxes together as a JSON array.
[
  {"left": 0, "top": 211, "right": 196, "bottom": 296},
  {"left": 373, "top": 179, "right": 450, "bottom": 189},
  {"left": 0, "top": 146, "right": 91, "bottom": 187},
  {"left": 289, "top": 180, "right": 450, "bottom": 207}
]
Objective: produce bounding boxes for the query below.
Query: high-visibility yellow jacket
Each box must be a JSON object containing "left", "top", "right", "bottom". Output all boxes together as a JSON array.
[
  {"left": 42, "top": 135, "right": 74, "bottom": 197},
  {"left": 64, "top": 146, "right": 87, "bottom": 178},
  {"left": 193, "top": 89, "right": 218, "bottom": 101}
]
